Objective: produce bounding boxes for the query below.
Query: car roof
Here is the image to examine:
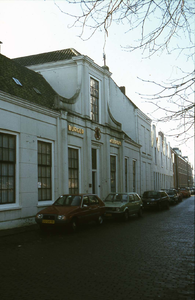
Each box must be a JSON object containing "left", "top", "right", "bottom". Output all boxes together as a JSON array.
[
  {"left": 58, "top": 194, "right": 99, "bottom": 197},
  {"left": 107, "top": 192, "right": 138, "bottom": 195}
]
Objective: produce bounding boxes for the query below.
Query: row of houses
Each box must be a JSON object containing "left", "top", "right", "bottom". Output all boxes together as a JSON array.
[{"left": 0, "top": 49, "right": 193, "bottom": 229}]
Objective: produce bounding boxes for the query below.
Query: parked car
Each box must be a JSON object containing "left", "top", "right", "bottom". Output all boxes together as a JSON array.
[
  {"left": 35, "top": 194, "right": 105, "bottom": 232},
  {"left": 179, "top": 187, "right": 191, "bottom": 198},
  {"left": 142, "top": 190, "right": 170, "bottom": 210},
  {"left": 190, "top": 187, "right": 195, "bottom": 195},
  {"left": 103, "top": 192, "right": 143, "bottom": 221},
  {"left": 164, "top": 189, "right": 180, "bottom": 205}
]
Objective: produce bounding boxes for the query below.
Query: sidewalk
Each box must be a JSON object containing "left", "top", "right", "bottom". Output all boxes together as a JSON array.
[{"left": 0, "top": 224, "right": 39, "bottom": 237}]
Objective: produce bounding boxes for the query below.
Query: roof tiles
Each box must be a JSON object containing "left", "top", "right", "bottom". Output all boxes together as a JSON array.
[{"left": 13, "top": 48, "right": 81, "bottom": 66}]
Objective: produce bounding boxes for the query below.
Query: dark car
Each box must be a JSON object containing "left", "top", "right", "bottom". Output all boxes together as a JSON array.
[
  {"left": 35, "top": 194, "right": 105, "bottom": 232},
  {"left": 142, "top": 190, "right": 170, "bottom": 210},
  {"left": 104, "top": 192, "right": 143, "bottom": 221},
  {"left": 164, "top": 189, "right": 181, "bottom": 205}
]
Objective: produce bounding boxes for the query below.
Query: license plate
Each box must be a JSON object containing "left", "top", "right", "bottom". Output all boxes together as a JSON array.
[
  {"left": 105, "top": 213, "right": 112, "bottom": 217},
  {"left": 42, "top": 219, "right": 55, "bottom": 224}
]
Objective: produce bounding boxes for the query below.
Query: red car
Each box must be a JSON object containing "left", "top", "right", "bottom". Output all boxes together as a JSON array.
[
  {"left": 179, "top": 188, "right": 191, "bottom": 198},
  {"left": 35, "top": 194, "right": 105, "bottom": 232}
]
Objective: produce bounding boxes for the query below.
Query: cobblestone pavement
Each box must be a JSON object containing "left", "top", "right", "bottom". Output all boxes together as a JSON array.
[{"left": 0, "top": 197, "right": 194, "bottom": 300}]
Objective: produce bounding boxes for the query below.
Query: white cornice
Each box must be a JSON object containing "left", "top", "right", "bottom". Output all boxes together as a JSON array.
[
  {"left": 0, "top": 91, "right": 60, "bottom": 118},
  {"left": 136, "top": 108, "right": 152, "bottom": 124}
]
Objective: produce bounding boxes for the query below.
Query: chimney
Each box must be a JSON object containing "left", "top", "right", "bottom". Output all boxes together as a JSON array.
[{"left": 120, "top": 86, "right": 126, "bottom": 95}]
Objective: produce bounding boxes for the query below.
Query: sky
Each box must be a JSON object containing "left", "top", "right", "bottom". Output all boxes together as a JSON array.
[{"left": 0, "top": 0, "right": 194, "bottom": 170}]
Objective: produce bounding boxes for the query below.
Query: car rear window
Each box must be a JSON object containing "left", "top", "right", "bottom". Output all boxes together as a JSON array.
[
  {"left": 143, "top": 191, "right": 160, "bottom": 199},
  {"left": 104, "top": 194, "right": 128, "bottom": 202},
  {"left": 167, "top": 190, "right": 175, "bottom": 195}
]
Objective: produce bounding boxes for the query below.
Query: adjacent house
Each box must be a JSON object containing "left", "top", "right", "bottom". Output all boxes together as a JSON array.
[{"left": 151, "top": 125, "right": 173, "bottom": 189}]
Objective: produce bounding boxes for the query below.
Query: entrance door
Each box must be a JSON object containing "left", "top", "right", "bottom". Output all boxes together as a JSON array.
[
  {"left": 92, "top": 148, "right": 98, "bottom": 195},
  {"left": 92, "top": 171, "right": 96, "bottom": 194}
]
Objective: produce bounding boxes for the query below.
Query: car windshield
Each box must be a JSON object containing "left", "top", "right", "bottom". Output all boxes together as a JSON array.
[
  {"left": 104, "top": 194, "right": 128, "bottom": 202},
  {"left": 54, "top": 195, "right": 81, "bottom": 206},
  {"left": 143, "top": 191, "right": 160, "bottom": 199}
]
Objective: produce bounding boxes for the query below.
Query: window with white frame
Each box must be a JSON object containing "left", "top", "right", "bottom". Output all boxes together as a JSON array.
[
  {"left": 125, "top": 158, "right": 128, "bottom": 192},
  {"left": 110, "top": 155, "right": 116, "bottom": 192},
  {"left": 0, "top": 133, "right": 16, "bottom": 204},
  {"left": 133, "top": 160, "right": 136, "bottom": 192},
  {"left": 38, "top": 141, "right": 52, "bottom": 201},
  {"left": 90, "top": 77, "right": 99, "bottom": 122},
  {"left": 68, "top": 148, "right": 79, "bottom": 194}
]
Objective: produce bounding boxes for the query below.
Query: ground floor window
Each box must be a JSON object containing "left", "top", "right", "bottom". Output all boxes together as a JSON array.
[
  {"left": 68, "top": 148, "right": 79, "bottom": 194},
  {"left": 0, "top": 133, "right": 16, "bottom": 204},
  {"left": 38, "top": 141, "right": 52, "bottom": 201},
  {"left": 125, "top": 158, "right": 128, "bottom": 192},
  {"left": 110, "top": 155, "right": 116, "bottom": 192},
  {"left": 133, "top": 160, "right": 136, "bottom": 192},
  {"left": 92, "top": 148, "right": 97, "bottom": 194}
]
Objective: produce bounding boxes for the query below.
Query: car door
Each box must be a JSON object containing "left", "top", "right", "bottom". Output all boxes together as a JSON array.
[
  {"left": 128, "top": 194, "right": 137, "bottom": 215},
  {"left": 88, "top": 195, "right": 100, "bottom": 220},
  {"left": 133, "top": 194, "right": 142, "bottom": 213},
  {"left": 160, "top": 192, "right": 167, "bottom": 206},
  {"left": 79, "top": 196, "right": 92, "bottom": 223}
]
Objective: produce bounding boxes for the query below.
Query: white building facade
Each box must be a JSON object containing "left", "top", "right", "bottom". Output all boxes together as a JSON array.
[{"left": 0, "top": 49, "right": 153, "bottom": 229}]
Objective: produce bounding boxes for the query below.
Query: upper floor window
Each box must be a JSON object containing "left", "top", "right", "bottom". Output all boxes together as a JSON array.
[
  {"left": 0, "top": 133, "right": 16, "bottom": 204},
  {"left": 90, "top": 77, "right": 99, "bottom": 122}
]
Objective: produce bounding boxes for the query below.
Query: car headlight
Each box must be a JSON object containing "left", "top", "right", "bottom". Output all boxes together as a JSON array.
[
  {"left": 116, "top": 208, "right": 121, "bottom": 212},
  {"left": 36, "top": 214, "right": 43, "bottom": 219},
  {"left": 57, "top": 215, "right": 66, "bottom": 220}
]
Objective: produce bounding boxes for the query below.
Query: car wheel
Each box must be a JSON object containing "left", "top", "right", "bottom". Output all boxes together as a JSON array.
[
  {"left": 158, "top": 202, "right": 162, "bottom": 211},
  {"left": 138, "top": 208, "right": 143, "bottom": 217},
  {"left": 71, "top": 218, "right": 78, "bottom": 232},
  {"left": 123, "top": 210, "right": 129, "bottom": 221},
  {"left": 96, "top": 215, "right": 104, "bottom": 225}
]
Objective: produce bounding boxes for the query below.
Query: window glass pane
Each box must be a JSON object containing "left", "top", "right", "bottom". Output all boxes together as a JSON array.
[
  {"left": 9, "top": 149, "right": 15, "bottom": 162},
  {"left": 2, "top": 164, "right": 8, "bottom": 175},
  {"left": 2, "top": 177, "right": 8, "bottom": 189},
  {"left": 38, "top": 189, "right": 42, "bottom": 201},
  {"left": 3, "top": 149, "right": 9, "bottom": 161},
  {"left": 42, "top": 154, "right": 47, "bottom": 165},
  {"left": 3, "top": 135, "right": 8, "bottom": 148},
  {"left": 42, "top": 143, "right": 46, "bottom": 154},
  {"left": 2, "top": 190, "right": 8, "bottom": 203},
  {"left": 0, "top": 149, "right": 2, "bottom": 161},
  {"left": 8, "top": 190, "right": 14, "bottom": 203},
  {"left": 9, "top": 136, "right": 15, "bottom": 149}
]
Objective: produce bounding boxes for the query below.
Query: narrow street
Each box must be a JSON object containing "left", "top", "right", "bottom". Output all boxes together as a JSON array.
[{"left": 0, "top": 197, "right": 194, "bottom": 300}]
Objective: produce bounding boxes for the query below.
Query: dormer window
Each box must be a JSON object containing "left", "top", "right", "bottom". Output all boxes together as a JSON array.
[
  {"left": 90, "top": 77, "right": 99, "bottom": 122},
  {"left": 33, "top": 87, "right": 41, "bottom": 95},
  {"left": 12, "top": 77, "right": 22, "bottom": 86}
]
